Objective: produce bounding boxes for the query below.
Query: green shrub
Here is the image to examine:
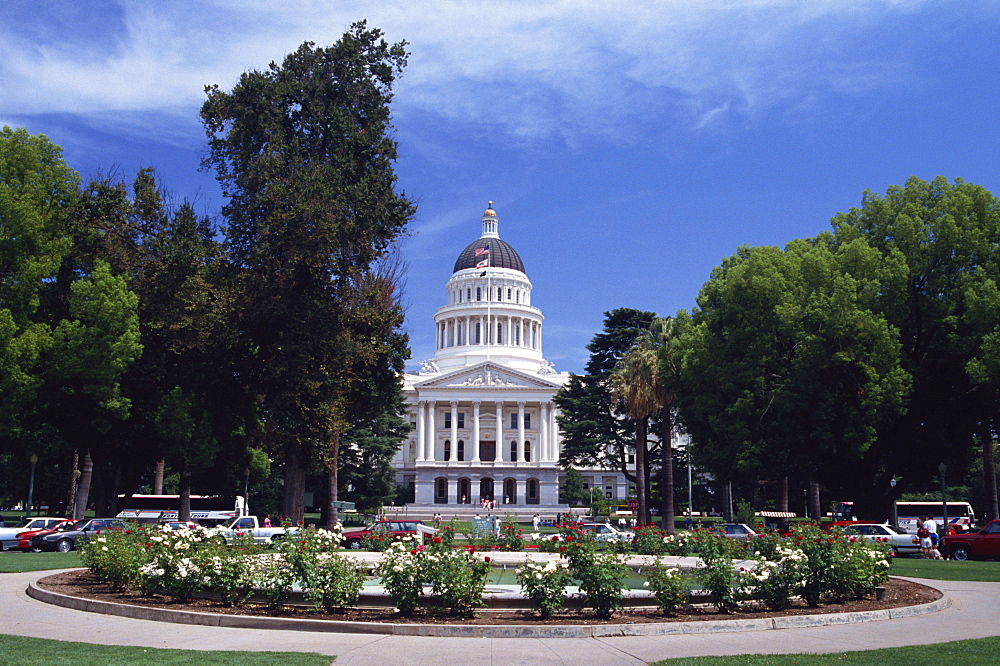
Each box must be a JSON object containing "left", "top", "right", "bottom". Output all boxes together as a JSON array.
[{"left": 516, "top": 558, "right": 572, "bottom": 618}]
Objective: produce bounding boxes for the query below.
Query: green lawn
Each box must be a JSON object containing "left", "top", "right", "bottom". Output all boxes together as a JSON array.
[
  {"left": 652, "top": 635, "right": 1000, "bottom": 664},
  {"left": 890, "top": 557, "right": 1000, "bottom": 581},
  {"left": 0, "top": 635, "right": 331, "bottom": 665},
  {"left": 0, "top": 551, "right": 82, "bottom": 573}
]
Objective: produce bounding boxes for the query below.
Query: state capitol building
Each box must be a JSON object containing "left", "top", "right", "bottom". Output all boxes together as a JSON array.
[{"left": 391, "top": 203, "right": 633, "bottom": 514}]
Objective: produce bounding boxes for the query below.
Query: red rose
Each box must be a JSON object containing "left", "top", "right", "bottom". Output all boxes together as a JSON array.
[
  {"left": 551, "top": 535, "right": 560, "bottom": 542},
  {"left": 484, "top": 556, "right": 491, "bottom": 562},
  {"left": 125, "top": 530, "right": 131, "bottom": 535},
  {"left": 558, "top": 545, "right": 566, "bottom": 552},
  {"left": 565, "top": 536, "right": 574, "bottom": 543},
  {"left": 432, "top": 537, "right": 442, "bottom": 544},
  {"left": 145, "top": 543, "right": 151, "bottom": 548}
]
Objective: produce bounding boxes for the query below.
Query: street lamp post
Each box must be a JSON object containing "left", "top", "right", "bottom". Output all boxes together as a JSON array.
[
  {"left": 25, "top": 454, "right": 38, "bottom": 521},
  {"left": 938, "top": 462, "right": 948, "bottom": 537},
  {"left": 687, "top": 442, "right": 693, "bottom": 529},
  {"left": 890, "top": 477, "right": 898, "bottom": 529}
]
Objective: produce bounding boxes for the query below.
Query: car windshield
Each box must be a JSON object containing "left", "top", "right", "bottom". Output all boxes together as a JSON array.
[{"left": 63, "top": 521, "right": 85, "bottom": 531}]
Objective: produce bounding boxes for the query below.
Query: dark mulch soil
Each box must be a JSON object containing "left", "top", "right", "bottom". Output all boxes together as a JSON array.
[{"left": 37, "top": 570, "right": 941, "bottom": 626}]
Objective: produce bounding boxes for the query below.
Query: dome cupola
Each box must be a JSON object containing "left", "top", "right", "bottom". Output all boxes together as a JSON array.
[{"left": 452, "top": 202, "right": 526, "bottom": 274}]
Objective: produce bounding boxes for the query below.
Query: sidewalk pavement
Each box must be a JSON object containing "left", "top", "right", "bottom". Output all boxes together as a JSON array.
[{"left": 2, "top": 570, "right": 999, "bottom": 665}]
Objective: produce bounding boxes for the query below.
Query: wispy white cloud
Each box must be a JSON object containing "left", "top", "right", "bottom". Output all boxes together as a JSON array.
[{"left": 0, "top": 0, "right": 944, "bottom": 141}]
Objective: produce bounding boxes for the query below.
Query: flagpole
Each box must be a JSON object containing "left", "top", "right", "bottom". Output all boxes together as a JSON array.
[{"left": 486, "top": 249, "right": 491, "bottom": 363}]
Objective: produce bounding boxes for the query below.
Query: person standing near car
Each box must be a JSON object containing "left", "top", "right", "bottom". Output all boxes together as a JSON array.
[
  {"left": 916, "top": 516, "right": 932, "bottom": 558},
  {"left": 924, "top": 514, "right": 943, "bottom": 559}
]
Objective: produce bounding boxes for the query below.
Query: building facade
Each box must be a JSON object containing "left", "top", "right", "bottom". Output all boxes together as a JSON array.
[{"left": 392, "top": 203, "right": 631, "bottom": 512}]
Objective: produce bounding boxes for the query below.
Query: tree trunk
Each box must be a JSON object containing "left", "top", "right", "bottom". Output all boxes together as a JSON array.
[
  {"left": 659, "top": 406, "right": 675, "bottom": 534},
  {"left": 983, "top": 420, "right": 999, "bottom": 522},
  {"left": 154, "top": 459, "right": 165, "bottom": 495},
  {"left": 74, "top": 450, "right": 93, "bottom": 520},
  {"left": 179, "top": 460, "right": 192, "bottom": 522},
  {"left": 722, "top": 481, "right": 732, "bottom": 522},
  {"left": 634, "top": 417, "right": 648, "bottom": 526},
  {"left": 66, "top": 450, "right": 79, "bottom": 518},
  {"left": 282, "top": 441, "right": 305, "bottom": 525},
  {"left": 809, "top": 480, "right": 822, "bottom": 521},
  {"left": 778, "top": 477, "right": 789, "bottom": 513}
]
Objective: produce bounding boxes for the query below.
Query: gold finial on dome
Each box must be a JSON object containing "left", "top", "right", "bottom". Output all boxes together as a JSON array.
[{"left": 483, "top": 201, "right": 496, "bottom": 217}]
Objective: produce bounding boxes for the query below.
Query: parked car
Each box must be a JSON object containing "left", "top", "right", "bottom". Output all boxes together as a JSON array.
[
  {"left": 16, "top": 519, "right": 76, "bottom": 551},
  {"left": 208, "top": 515, "right": 292, "bottom": 544},
  {"left": 840, "top": 523, "right": 921, "bottom": 557},
  {"left": 30, "top": 518, "right": 128, "bottom": 552},
  {"left": 160, "top": 521, "right": 201, "bottom": 531},
  {"left": 341, "top": 521, "right": 425, "bottom": 549},
  {"left": 943, "top": 520, "right": 1000, "bottom": 561},
  {"left": 714, "top": 523, "right": 758, "bottom": 539},
  {"left": 580, "top": 523, "right": 635, "bottom": 542},
  {"left": 0, "top": 517, "right": 68, "bottom": 550}
]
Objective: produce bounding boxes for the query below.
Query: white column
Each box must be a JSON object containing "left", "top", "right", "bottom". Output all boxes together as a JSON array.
[
  {"left": 506, "top": 317, "right": 512, "bottom": 346},
  {"left": 549, "top": 403, "right": 559, "bottom": 462},
  {"left": 517, "top": 401, "right": 525, "bottom": 463},
  {"left": 495, "top": 402, "right": 504, "bottom": 462},
  {"left": 425, "top": 401, "right": 436, "bottom": 461},
  {"left": 416, "top": 400, "right": 426, "bottom": 461},
  {"left": 472, "top": 401, "right": 481, "bottom": 462},
  {"left": 540, "top": 401, "right": 550, "bottom": 461},
  {"left": 450, "top": 401, "right": 458, "bottom": 459}
]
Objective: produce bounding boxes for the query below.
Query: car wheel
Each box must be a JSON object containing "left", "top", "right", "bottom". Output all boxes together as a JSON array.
[
  {"left": 346, "top": 538, "right": 362, "bottom": 550},
  {"left": 952, "top": 545, "right": 971, "bottom": 561},
  {"left": 891, "top": 546, "right": 899, "bottom": 558},
  {"left": 30, "top": 547, "right": 42, "bottom": 553},
  {"left": 270, "top": 535, "right": 284, "bottom": 544},
  {"left": 56, "top": 539, "right": 73, "bottom": 553}
]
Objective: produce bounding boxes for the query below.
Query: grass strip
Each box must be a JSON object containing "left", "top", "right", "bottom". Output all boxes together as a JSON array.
[
  {"left": 0, "top": 552, "right": 82, "bottom": 573},
  {"left": 0, "top": 634, "right": 332, "bottom": 665},
  {"left": 890, "top": 557, "right": 1000, "bottom": 582},
  {"left": 652, "top": 634, "right": 1000, "bottom": 664}
]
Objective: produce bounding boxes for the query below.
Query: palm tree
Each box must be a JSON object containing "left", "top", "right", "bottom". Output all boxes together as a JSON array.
[
  {"left": 609, "top": 338, "right": 663, "bottom": 526},
  {"left": 649, "top": 317, "right": 679, "bottom": 534}
]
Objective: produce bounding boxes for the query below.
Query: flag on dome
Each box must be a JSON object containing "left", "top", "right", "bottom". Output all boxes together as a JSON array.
[
  {"left": 476, "top": 259, "right": 489, "bottom": 268},
  {"left": 474, "top": 245, "right": 490, "bottom": 256}
]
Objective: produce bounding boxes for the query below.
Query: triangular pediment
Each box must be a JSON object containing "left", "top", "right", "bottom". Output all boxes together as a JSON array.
[{"left": 414, "top": 362, "right": 559, "bottom": 389}]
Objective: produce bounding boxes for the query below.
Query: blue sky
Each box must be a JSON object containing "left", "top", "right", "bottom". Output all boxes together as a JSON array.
[{"left": 2, "top": 1, "right": 998, "bottom": 374}]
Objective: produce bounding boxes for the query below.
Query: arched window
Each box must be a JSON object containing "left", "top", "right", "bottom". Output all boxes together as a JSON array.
[
  {"left": 467, "top": 288, "right": 471, "bottom": 301},
  {"left": 497, "top": 287, "right": 502, "bottom": 300},
  {"left": 444, "top": 440, "right": 451, "bottom": 461},
  {"left": 524, "top": 441, "right": 531, "bottom": 462},
  {"left": 526, "top": 478, "right": 540, "bottom": 504},
  {"left": 475, "top": 322, "right": 481, "bottom": 344},
  {"left": 497, "top": 322, "right": 503, "bottom": 345},
  {"left": 504, "top": 478, "right": 517, "bottom": 504},
  {"left": 510, "top": 440, "right": 518, "bottom": 461},
  {"left": 507, "top": 288, "right": 512, "bottom": 300},
  {"left": 476, "top": 287, "right": 481, "bottom": 301},
  {"left": 435, "top": 478, "right": 447, "bottom": 504},
  {"left": 457, "top": 440, "right": 465, "bottom": 461}
]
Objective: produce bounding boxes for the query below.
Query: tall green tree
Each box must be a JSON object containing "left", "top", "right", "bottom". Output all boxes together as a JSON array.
[
  {"left": 677, "top": 236, "right": 909, "bottom": 515},
  {"left": 200, "top": 23, "right": 415, "bottom": 523},
  {"left": 831, "top": 176, "right": 1000, "bottom": 517},
  {"left": 0, "top": 127, "right": 79, "bottom": 444}
]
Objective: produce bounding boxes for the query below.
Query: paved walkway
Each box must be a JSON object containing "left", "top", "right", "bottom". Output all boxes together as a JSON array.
[{"left": 2, "top": 570, "right": 999, "bottom": 664}]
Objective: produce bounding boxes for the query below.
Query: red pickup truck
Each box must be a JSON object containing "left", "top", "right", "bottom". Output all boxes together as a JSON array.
[{"left": 943, "top": 520, "right": 1000, "bottom": 561}]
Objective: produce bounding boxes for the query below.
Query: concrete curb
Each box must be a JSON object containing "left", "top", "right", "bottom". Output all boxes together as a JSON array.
[{"left": 26, "top": 577, "right": 950, "bottom": 639}]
